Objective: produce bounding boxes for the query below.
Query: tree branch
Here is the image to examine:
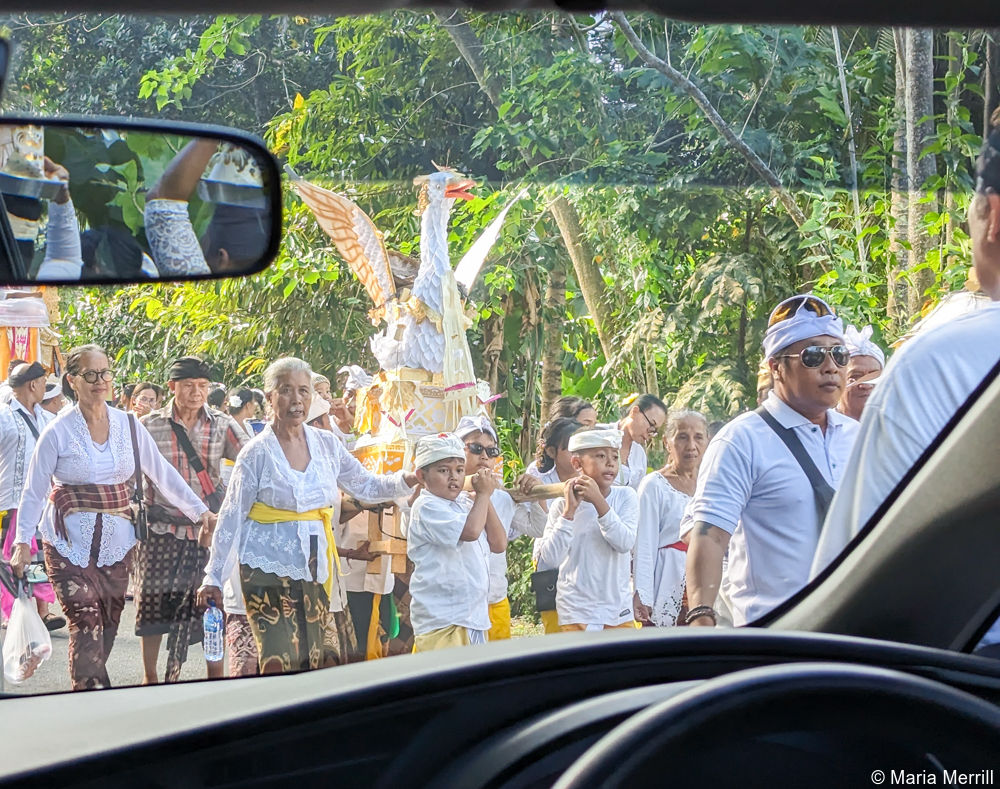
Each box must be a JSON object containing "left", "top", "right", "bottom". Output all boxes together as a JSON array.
[
  {"left": 433, "top": 9, "right": 616, "bottom": 358},
  {"left": 610, "top": 12, "right": 808, "bottom": 229}
]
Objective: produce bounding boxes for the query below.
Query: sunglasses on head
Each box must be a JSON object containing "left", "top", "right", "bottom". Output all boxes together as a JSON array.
[
  {"left": 776, "top": 345, "right": 850, "bottom": 368},
  {"left": 466, "top": 442, "right": 501, "bottom": 458},
  {"left": 768, "top": 296, "right": 833, "bottom": 327}
]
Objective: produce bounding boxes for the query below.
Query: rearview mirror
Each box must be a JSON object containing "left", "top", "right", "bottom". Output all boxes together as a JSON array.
[{"left": 0, "top": 116, "right": 281, "bottom": 285}]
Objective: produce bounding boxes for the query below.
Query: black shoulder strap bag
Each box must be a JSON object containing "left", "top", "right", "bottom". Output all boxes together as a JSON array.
[
  {"left": 14, "top": 409, "right": 39, "bottom": 441},
  {"left": 168, "top": 420, "right": 225, "bottom": 513},
  {"left": 128, "top": 414, "right": 148, "bottom": 542},
  {"left": 754, "top": 406, "right": 836, "bottom": 527}
]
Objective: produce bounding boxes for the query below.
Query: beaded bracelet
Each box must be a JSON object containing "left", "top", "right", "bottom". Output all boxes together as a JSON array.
[{"left": 685, "top": 605, "right": 717, "bottom": 625}]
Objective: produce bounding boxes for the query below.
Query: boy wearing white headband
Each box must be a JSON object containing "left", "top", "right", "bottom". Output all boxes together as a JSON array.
[
  {"left": 838, "top": 324, "right": 885, "bottom": 421},
  {"left": 407, "top": 433, "right": 508, "bottom": 651},
  {"left": 454, "top": 415, "right": 530, "bottom": 641},
  {"left": 535, "top": 427, "right": 640, "bottom": 631},
  {"left": 684, "top": 294, "right": 859, "bottom": 627}
]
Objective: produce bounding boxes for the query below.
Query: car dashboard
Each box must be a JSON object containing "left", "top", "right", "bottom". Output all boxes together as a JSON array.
[{"left": 2, "top": 630, "right": 1000, "bottom": 789}]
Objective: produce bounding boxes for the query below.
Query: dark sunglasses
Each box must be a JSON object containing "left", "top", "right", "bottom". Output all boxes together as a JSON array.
[
  {"left": 776, "top": 345, "right": 850, "bottom": 368},
  {"left": 466, "top": 442, "right": 501, "bottom": 458}
]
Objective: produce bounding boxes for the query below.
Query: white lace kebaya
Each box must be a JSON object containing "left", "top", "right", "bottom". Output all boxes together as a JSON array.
[
  {"left": 204, "top": 424, "right": 414, "bottom": 591},
  {"left": 16, "top": 405, "right": 209, "bottom": 568}
]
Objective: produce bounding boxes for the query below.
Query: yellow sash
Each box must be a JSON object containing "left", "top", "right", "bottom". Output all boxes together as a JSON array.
[{"left": 247, "top": 502, "right": 341, "bottom": 599}]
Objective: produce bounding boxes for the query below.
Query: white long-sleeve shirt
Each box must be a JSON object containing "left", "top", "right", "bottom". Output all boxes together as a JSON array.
[
  {"left": 634, "top": 472, "right": 690, "bottom": 607},
  {"left": 486, "top": 488, "right": 532, "bottom": 605},
  {"left": 204, "top": 424, "right": 412, "bottom": 590},
  {"left": 0, "top": 397, "right": 53, "bottom": 511},
  {"left": 524, "top": 460, "right": 560, "bottom": 540},
  {"left": 536, "top": 485, "right": 639, "bottom": 627},
  {"left": 16, "top": 405, "right": 208, "bottom": 567}
]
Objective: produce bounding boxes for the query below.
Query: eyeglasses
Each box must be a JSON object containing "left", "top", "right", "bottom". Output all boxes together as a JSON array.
[
  {"left": 466, "top": 442, "right": 501, "bottom": 458},
  {"left": 775, "top": 345, "right": 850, "bottom": 368},
  {"left": 638, "top": 409, "right": 661, "bottom": 436},
  {"left": 78, "top": 370, "right": 115, "bottom": 384},
  {"left": 768, "top": 295, "right": 833, "bottom": 327}
]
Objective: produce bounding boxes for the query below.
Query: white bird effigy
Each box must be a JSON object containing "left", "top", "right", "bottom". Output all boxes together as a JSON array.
[{"left": 288, "top": 166, "right": 526, "bottom": 573}]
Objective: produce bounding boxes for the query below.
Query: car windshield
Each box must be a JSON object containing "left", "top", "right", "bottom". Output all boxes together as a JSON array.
[{"left": 1, "top": 13, "right": 998, "bottom": 695}]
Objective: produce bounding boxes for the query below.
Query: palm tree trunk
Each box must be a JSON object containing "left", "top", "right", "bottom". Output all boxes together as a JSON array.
[
  {"left": 540, "top": 259, "right": 566, "bottom": 421},
  {"left": 905, "top": 29, "right": 938, "bottom": 317},
  {"left": 887, "top": 29, "right": 910, "bottom": 330}
]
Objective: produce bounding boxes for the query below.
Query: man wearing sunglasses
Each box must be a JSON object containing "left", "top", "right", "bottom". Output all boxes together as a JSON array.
[
  {"left": 685, "top": 294, "right": 859, "bottom": 627},
  {"left": 455, "top": 414, "right": 530, "bottom": 642}
]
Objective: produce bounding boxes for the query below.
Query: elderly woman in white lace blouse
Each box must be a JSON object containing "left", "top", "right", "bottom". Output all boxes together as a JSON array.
[
  {"left": 144, "top": 139, "right": 269, "bottom": 277},
  {"left": 11, "top": 344, "right": 210, "bottom": 691},
  {"left": 199, "top": 357, "right": 418, "bottom": 674}
]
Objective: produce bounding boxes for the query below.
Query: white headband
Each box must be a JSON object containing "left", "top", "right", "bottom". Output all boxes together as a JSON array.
[
  {"left": 844, "top": 324, "right": 885, "bottom": 369},
  {"left": 568, "top": 428, "right": 623, "bottom": 452},
  {"left": 415, "top": 433, "right": 467, "bottom": 469},
  {"left": 338, "top": 365, "right": 373, "bottom": 392},
  {"left": 762, "top": 296, "right": 845, "bottom": 359},
  {"left": 454, "top": 415, "right": 498, "bottom": 443},
  {"left": 42, "top": 382, "right": 61, "bottom": 401}
]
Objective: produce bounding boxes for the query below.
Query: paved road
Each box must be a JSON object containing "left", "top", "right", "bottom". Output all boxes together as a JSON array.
[{"left": 2, "top": 600, "right": 208, "bottom": 695}]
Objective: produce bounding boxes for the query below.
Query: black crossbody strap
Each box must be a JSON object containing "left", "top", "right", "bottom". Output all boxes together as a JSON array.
[
  {"left": 168, "top": 420, "right": 224, "bottom": 513},
  {"left": 755, "top": 406, "right": 836, "bottom": 525},
  {"left": 128, "top": 414, "right": 144, "bottom": 503},
  {"left": 15, "top": 408, "right": 39, "bottom": 441}
]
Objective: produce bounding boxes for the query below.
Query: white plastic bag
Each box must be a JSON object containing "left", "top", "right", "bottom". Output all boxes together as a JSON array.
[{"left": 2, "top": 589, "right": 52, "bottom": 684}]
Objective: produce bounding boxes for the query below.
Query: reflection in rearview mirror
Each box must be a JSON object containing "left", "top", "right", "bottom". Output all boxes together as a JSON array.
[{"left": 0, "top": 119, "right": 280, "bottom": 285}]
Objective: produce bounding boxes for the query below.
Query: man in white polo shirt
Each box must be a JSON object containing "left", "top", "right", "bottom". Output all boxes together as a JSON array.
[
  {"left": 812, "top": 131, "right": 1000, "bottom": 659},
  {"left": 685, "top": 295, "right": 859, "bottom": 627}
]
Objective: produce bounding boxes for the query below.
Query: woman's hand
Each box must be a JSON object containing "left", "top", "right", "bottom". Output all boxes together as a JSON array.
[
  {"left": 633, "top": 591, "right": 654, "bottom": 626},
  {"left": 10, "top": 542, "right": 32, "bottom": 577},
  {"left": 197, "top": 584, "right": 224, "bottom": 611},
  {"left": 197, "top": 512, "right": 217, "bottom": 548}
]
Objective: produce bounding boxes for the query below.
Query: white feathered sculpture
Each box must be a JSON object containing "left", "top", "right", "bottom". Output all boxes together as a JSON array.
[{"left": 287, "top": 165, "right": 525, "bottom": 423}]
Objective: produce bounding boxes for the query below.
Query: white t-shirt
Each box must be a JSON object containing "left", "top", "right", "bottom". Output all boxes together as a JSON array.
[
  {"left": 407, "top": 490, "right": 492, "bottom": 634},
  {"left": 813, "top": 302, "right": 1000, "bottom": 577},
  {"left": 686, "top": 391, "right": 858, "bottom": 626},
  {"left": 524, "top": 460, "right": 560, "bottom": 541},
  {"left": 535, "top": 485, "right": 639, "bottom": 627}
]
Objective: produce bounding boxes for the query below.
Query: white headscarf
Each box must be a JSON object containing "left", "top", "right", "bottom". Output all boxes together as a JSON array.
[
  {"left": 453, "top": 415, "right": 498, "bottom": 443},
  {"left": 567, "top": 427, "right": 623, "bottom": 452},
  {"left": 338, "top": 365, "right": 373, "bottom": 392},
  {"left": 415, "top": 433, "right": 466, "bottom": 469},
  {"left": 844, "top": 324, "right": 886, "bottom": 369},
  {"left": 762, "top": 295, "right": 845, "bottom": 360}
]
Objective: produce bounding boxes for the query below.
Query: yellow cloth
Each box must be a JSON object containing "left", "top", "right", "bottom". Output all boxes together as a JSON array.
[
  {"left": 488, "top": 597, "right": 512, "bottom": 641},
  {"left": 413, "top": 624, "right": 472, "bottom": 653},
  {"left": 367, "top": 593, "right": 383, "bottom": 661},
  {"left": 247, "top": 502, "right": 341, "bottom": 599},
  {"left": 540, "top": 609, "right": 561, "bottom": 635}
]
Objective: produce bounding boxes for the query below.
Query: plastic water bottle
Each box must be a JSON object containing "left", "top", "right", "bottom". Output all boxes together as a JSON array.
[{"left": 203, "top": 600, "right": 224, "bottom": 662}]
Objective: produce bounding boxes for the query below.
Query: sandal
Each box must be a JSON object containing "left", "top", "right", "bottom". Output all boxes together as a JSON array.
[{"left": 43, "top": 613, "right": 67, "bottom": 632}]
